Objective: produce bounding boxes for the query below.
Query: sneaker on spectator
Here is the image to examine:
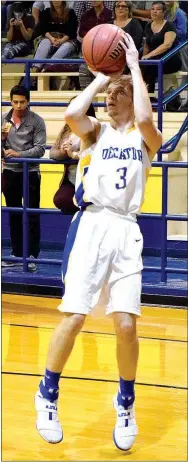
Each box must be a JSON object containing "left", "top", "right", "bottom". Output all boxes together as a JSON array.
[
  {"left": 1, "top": 255, "right": 23, "bottom": 267},
  {"left": 28, "top": 256, "right": 37, "bottom": 272}
]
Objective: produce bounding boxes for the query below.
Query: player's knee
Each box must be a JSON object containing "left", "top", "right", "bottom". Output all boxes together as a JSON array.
[
  {"left": 114, "top": 313, "right": 137, "bottom": 344},
  {"left": 63, "top": 313, "right": 86, "bottom": 337}
]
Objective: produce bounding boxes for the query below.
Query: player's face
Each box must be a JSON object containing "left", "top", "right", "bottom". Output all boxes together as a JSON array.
[{"left": 106, "top": 83, "right": 133, "bottom": 118}]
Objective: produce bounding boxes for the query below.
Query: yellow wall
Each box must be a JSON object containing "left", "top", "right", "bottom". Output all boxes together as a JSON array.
[
  {"left": 2, "top": 166, "right": 162, "bottom": 213},
  {"left": 141, "top": 167, "right": 162, "bottom": 213}
]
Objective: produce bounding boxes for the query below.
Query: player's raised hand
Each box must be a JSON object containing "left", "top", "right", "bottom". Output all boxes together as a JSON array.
[{"left": 120, "top": 32, "right": 139, "bottom": 71}]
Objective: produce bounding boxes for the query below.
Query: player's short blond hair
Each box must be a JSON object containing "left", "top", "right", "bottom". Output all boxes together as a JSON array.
[{"left": 107, "top": 74, "right": 133, "bottom": 100}]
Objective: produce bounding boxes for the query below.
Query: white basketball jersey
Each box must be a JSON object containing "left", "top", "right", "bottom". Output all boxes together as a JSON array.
[{"left": 74, "top": 123, "right": 151, "bottom": 216}]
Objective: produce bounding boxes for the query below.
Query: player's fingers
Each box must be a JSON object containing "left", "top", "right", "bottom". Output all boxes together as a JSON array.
[
  {"left": 123, "top": 32, "right": 134, "bottom": 48},
  {"left": 119, "top": 40, "right": 127, "bottom": 51}
]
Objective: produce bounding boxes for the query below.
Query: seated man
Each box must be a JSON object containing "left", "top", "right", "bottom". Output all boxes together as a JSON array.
[
  {"left": 2, "top": 85, "right": 46, "bottom": 270},
  {"left": 78, "top": 1, "right": 113, "bottom": 90},
  {"left": 2, "top": 2, "right": 34, "bottom": 59}
]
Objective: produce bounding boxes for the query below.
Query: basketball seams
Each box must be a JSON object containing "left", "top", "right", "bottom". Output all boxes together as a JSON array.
[
  {"left": 93, "top": 27, "right": 119, "bottom": 67},
  {"left": 91, "top": 24, "right": 105, "bottom": 68},
  {"left": 82, "top": 24, "right": 126, "bottom": 73}
]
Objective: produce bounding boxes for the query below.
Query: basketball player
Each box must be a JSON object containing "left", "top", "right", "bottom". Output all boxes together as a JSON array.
[{"left": 35, "top": 33, "right": 162, "bottom": 450}]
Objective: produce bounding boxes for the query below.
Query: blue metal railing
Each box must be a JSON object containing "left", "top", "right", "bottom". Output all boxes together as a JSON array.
[{"left": 2, "top": 158, "right": 188, "bottom": 283}]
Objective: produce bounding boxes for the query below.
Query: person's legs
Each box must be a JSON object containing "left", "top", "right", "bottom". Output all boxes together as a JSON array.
[
  {"left": 35, "top": 207, "right": 111, "bottom": 444},
  {"left": 35, "top": 313, "right": 86, "bottom": 443},
  {"left": 43, "top": 313, "right": 86, "bottom": 374},
  {"left": 79, "top": 63, "right": 94, "bottom": 90},
  {"left": 28, "top": 171, "right": 41, "bottom": 258},
  {"left": 141, "top": 63, "right": 158, "bottom": 93},
  {"left": 50, "top": 41, "right": 75, "bottom": 60},
  {"left": 112, "top": 311, "right": 139, "bottom": 451},
  {"left": 106, "top": 266, "right": 142, "bottom": 451},
  {"left": 2, "top": 170, "right": 23, "bottom": 257},
  {"left": 33, "top": 38, "right": 53, "bottom": 71},
  {"left": 2, "top": 41, "right": 30, "bottom": 59},
  {"left": 53, "top": 182, "right": 79, "bottom": 214},
  {"left": 113, "top": 312, "right": 139, "bottom": 383}
]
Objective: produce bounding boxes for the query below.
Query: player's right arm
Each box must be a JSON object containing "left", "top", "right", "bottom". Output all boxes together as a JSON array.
[{"left": 64, "top": 73, "right": 109, "bottom": 141}]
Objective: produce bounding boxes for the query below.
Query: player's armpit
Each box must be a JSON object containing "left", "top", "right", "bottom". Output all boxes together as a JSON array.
[{"left": 138, "top": 123, "right": 162, "bottom": 160}]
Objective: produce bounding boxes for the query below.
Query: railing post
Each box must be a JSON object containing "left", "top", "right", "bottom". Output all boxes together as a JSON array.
[
  {"left": 157, "top": 60, "right": 163, "bottom": 161},
  {"left": 23, "top": 162, "right": 29, "bottom": 272},
  {"left": 161, "top": 164, "right": 168, "bottom": 283},
  {"left": 24, "top": 61, "right": 31, "bottom": 94}
]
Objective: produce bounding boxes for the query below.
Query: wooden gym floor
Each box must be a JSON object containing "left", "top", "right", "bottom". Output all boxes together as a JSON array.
[{"left": 2, "top": 294, "right": 187, "bottom": 461}]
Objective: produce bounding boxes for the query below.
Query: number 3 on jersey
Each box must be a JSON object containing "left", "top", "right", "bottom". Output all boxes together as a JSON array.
[{"left": 116, "top": 167, "right": 127, "bottom": 190}]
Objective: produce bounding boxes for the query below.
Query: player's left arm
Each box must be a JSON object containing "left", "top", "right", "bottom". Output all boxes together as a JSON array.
[{"left": 120, "top": 33, "right": 162, "bottom": 161}]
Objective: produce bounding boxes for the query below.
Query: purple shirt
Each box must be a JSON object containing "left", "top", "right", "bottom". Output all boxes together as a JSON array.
[{"left": 78, "top": 6, "right": 113, "bottom": 39}]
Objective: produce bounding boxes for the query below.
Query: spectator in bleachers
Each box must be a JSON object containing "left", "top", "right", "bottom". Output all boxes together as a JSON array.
[
  {"left": 1, "top": 1, "right": 14, "bottom": 34},
  {"left": 1, "top": 85, "right": 46, "bottom": 270},
  {"left": 131, "top": 1, "right": 152, "bottom": 26},
  {"left": 50, "top": 102, "right": 96, "bottom": 214},
  {"left": 111, "top": 1, "right": 143, "bottom": 50},
  {"left": 32, "top": 0, "right": 51, "bottom": 25},
  {"left": 2, "top": 2, "right": 35, "bottom": 59},
  {"left": 141, "top": 1, "right": 182, "bottom": 93},
  {"left": 165, "top": 1, "right": 187, "bottom": 43},
  {"left": 78, "top": 1, "right": 113, "bottom": 40},
  {"left": 31, "top": 1, "right": 78, "bottom": 72},
  {"left": 73, "top": 1, "right": 114, "bottom": 24},
  {"left": 79, "top": 1, "right": 113, "bottom": 90},
  {"left": 179, "top": 1, "right": 188, "bottom": 17},
  {"left": 165, "top": 1, "right": 187, "bottom": 75}
]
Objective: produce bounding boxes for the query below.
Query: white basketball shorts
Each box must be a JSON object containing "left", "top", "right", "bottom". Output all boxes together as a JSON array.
[{"left": 58, "top": 206, "right": 143, "bottom": 317}]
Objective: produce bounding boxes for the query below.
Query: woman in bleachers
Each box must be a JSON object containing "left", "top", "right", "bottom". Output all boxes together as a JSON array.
[
  {"left": 31, "top": 1, "right": 78, "bottom": 72},
  {"left": 141, "top": 1, "right": 182, "bottom": 93},
  {"left": 165, "top": 1, "right": 187, "bottom": 43},
  {"left": 50, "top": 102, "right": 96, "bottom": 214},
  {"left": 165, "top": 1, "right": 187, "bottom": 74},
  {"left": 2, "top": 2, "right": 34, "bottom": 59},
  {"left": 111, "top": 1, "right": 143, "bottom": 50}
]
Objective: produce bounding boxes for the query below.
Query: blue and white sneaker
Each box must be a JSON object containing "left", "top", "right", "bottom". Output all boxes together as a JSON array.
[
  {"left": 113, "top": 394, "right": 138, "bottom": 451},
  {"left": 35, "top": 391, "right": 63, "bottom": 444}
]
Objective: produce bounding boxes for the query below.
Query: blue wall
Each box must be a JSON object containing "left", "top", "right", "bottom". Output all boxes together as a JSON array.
[{"left": 2, "top": 210, "right": 187, "bottom": 256}]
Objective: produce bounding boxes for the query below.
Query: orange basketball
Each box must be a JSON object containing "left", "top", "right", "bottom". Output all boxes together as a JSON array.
[{"left": 82, "top": 24, "right": 126, "bottom": 74}]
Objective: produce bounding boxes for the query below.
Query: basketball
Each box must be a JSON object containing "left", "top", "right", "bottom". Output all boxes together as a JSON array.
[{"left": 82, "top": 24, "right": 126, "bottom": 74}]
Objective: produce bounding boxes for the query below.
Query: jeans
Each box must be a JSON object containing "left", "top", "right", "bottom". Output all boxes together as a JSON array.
[
  {"left": 2, "top": 41, "right": 31, "bottom": 59},
  {"left": 2, "top": 169, "right": 41, "bottom": 258},
  {"left": 33, "top": 38, "right": 76, "bottom": 70}
]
